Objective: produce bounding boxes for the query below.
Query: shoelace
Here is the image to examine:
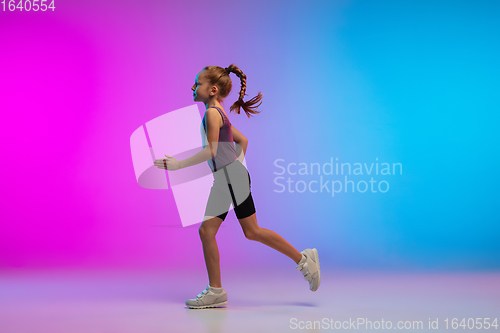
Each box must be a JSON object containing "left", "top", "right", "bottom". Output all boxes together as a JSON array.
[{"left": 196, "top": 287, "right": 210, "bottom": 299}]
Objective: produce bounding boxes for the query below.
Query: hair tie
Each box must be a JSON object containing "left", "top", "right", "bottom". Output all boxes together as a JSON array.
[{"left": 225, "top": 67, "right": 231, "bottom": 75}]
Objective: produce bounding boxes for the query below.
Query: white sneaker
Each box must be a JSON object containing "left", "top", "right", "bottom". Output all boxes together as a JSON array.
[
  {"left": 185, "top": 285, "right": 228, "bottom": 309},
  {"left": 296, "top": 248, "right": 321, "bottom": 291}
]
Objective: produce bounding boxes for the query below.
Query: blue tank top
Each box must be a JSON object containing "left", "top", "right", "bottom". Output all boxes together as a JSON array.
[{"left": 201, "top": 106, "right": 238, "bottom": 172}]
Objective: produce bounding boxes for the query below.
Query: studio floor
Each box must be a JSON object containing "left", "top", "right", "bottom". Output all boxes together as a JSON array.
[{"left": 1, "top": 267, "right": 499, "bottom": 333}]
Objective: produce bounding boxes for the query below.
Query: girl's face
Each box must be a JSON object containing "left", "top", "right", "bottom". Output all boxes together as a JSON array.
[{"left": 191, "top": 71, "right": 209, "bottom": 102}]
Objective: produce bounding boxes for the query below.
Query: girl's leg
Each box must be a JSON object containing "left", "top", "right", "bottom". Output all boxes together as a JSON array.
[
  {"left": 238, "top": 213, "right": 303, "bottom": 264},
  {"left": 199, "top": 216, "right": 224, "bottom": 288}
]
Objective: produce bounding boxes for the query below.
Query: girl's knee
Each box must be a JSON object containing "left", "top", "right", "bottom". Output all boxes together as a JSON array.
[
  {"left": 199, "top": 224, "right": 218, "bottom": 240},
  {"left": 199, "top": 217, "right": 223, "bottom": 239},
  {"left": 199, "top": 225, "right": 211, "bottom": 239},
  {"left": 244, "top": 227, "right": 261, "bottom": 241}
]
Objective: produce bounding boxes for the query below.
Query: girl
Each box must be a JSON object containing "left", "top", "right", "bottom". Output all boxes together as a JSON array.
[{"left": 154, "top": 64, "right": 320, "bottom": 309}]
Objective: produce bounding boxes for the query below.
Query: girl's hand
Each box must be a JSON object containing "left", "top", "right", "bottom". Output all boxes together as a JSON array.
[
  {"left": 237, "top": 150, "right": 245, "bottom": 164},
  {"left": 154, "top": 154, "right": 182, "bottom": 171}
]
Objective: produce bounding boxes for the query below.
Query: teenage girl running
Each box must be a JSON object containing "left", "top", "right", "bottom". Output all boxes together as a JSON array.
[{"left": 154, "top": 64, "right": 320, "bottom": 309}]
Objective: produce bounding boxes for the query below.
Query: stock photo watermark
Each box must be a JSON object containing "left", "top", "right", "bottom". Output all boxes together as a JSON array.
[
  {"left": 290, "top": 317, "right": 499, "bottom": 330},
  {"left": 274, "top": 158, "right": 402, "bottom": 197}
]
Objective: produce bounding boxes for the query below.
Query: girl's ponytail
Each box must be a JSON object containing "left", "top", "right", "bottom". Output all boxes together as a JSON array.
[{"left": 225, "top": 64, "right": 263, "bottom": 118}]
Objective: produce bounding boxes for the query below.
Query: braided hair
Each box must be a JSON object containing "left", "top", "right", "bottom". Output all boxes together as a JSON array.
[{"left": 201, "top": 64, "right": 263, "bottom": 118}]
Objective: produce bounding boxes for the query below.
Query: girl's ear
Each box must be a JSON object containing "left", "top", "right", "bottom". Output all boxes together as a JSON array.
[{"left": 211, "top": 85, "right": 218, "bottom": 96}]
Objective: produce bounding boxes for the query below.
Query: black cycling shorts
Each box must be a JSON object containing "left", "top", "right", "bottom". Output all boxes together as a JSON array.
[{"left": 204, "top": 159, "right": 256, "bottom": 221}]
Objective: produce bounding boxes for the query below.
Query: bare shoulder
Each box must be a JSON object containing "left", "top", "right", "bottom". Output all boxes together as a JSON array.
[{"left": 206, "top": 107, "right": 223, "bottom": 128}]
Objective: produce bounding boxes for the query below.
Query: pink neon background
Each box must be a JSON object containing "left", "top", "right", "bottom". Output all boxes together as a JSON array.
[
  {"left": 0, "top": 0, "right": 311, "bottom": 270},
  {"left": 1, "top": 0, "right": 499, "bottom": 272}
]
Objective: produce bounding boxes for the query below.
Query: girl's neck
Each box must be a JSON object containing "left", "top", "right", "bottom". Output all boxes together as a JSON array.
[
  {"left": 204, "top": 100, "right": 223, "bottom": 110},
  {"left": 206, "top": 103, "right": 222, "bottom": 110}
]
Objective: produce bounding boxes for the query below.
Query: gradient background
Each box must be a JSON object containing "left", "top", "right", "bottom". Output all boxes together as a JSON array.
[{"left": 1, "top": 0, "right": 499, "bottom": 274}]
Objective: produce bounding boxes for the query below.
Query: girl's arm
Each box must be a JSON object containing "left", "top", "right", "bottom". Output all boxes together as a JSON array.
[
  {"left": 235, "top": 141, "right": 248, "bottom": 163},
  {"left": 232, "top": 124, "right": 248, "bottom": 162},
  {"left": 179, "top": 108, "right": 222, "bottom": 169},
  {"left": 179, "top": 147, "right": 213, "bottom": 169}
]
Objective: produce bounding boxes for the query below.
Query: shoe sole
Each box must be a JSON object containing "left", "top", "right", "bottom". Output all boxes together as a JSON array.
[
  {"left": 186, "top": 301, "right": 228, "bottom": 309},
  {"left": 311, "top": 248, "right": 321, "bottom": 292}
]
